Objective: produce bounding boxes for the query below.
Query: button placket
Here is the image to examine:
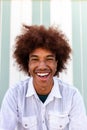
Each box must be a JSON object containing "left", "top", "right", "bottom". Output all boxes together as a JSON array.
[
  {"left": 41, "top": 105, "right": 47, "bottom": 129},
  {"left": 42, "top": 106, "right": 45, "bottom": 122}
]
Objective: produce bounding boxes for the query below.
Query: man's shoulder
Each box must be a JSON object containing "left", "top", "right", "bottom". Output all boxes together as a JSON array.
[
  {"left": 54, "top": 77, "right": 83, "bottom": 105},
  {"left": 7, "top": 77, "right": 31, "bottom": 96},
  {"left": 54, "top": 77, "right": 79, "bottom": 96}
]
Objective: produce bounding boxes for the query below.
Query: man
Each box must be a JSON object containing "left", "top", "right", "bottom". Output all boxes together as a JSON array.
[{"left": 0, "top": 25, "right": 87, "bottom": 130}]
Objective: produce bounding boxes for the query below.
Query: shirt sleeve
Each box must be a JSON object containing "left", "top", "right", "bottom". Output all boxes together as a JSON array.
[
  {"left": 0, "top": 87, "right": 18, "bottom": 130},
  {"left": 69, "top": 90, "right": 87, "bottom": 130}
]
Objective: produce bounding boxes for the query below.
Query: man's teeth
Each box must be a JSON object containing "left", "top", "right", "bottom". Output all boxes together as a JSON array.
[{"left": 37, "top": 73, "right": 49, "bottom": 77}]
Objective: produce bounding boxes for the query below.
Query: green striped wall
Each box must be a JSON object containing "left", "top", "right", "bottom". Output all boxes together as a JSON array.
[
  {"left": 32, "top": 0, "right": 50, "bottom": 26},
  {"left": 0, "top": 0, "right": 11, "bottom": 106},
  {"left": 72, "top": 1, "right": 87, "bottom": 111}
]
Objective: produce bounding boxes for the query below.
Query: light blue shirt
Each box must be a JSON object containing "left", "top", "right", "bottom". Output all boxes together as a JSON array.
[{"left": 0, "top": 77, "right": 87, "bottom": 130}]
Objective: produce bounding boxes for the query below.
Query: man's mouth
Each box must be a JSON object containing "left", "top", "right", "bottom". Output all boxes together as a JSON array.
[{"left": 37, "top": 73, "right": 50, "bottom": 78}]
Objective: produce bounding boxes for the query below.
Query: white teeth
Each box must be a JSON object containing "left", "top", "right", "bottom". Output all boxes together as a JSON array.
[{"left": 37, "top": 73, "right": 49, "bottom": 77}]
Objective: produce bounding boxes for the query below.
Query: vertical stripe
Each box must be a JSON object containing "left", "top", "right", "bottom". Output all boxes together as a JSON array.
[
  {"left": 71, "top": 2, "right": 82, "bottom": 93},
  {"left": 0, "top": 0, "right": 11, "bottom": 106},
  {"left": 32, "top": 0, "right": 40, "bottom": 24},
  {"left": 79, "top": 2, "right": 84, "bottom": 96},
  {"left": 81, "top": 1, "right": 87, "bottom": 110},
  {"left": 42, "top": 0, "right": 50, "bottom": 26}
]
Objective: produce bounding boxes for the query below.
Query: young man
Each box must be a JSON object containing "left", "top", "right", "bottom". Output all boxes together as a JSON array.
[{"left": 0, "top": 25, "right": 87, "bottom": 130}]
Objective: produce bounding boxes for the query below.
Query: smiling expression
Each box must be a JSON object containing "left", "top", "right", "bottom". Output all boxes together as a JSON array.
[{"left": 28, "top": 48, "right": 57, "bottom": 94}]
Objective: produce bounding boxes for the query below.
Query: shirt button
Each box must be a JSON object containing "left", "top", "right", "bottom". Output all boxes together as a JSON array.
[
  {"left": 25, "top": 124, "right": 28, "bottom": 127},
  {"left": 59, "top": 125, "right": 63, "bottom": 128}
]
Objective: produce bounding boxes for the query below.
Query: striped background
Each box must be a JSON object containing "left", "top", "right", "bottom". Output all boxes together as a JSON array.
[{"left": 0, "top": 0, "right": 87, "bottom": 112}]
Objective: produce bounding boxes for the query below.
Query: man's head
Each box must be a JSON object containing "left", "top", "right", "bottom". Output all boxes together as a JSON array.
[{"left": 13, "top": 25, "right": 72, "bottom": 76}]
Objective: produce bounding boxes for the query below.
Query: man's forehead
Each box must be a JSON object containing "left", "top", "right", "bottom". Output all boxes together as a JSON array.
[
  {"left": 30, "top": 54, "right": 55, "bottom": 57},
  {"left": 29, "top": 48, "right": 55, "bottom": 57}
]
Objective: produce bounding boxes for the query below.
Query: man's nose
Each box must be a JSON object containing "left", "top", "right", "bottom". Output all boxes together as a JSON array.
[{"left": 38, "top": 60, "right": 47, "bottom": 69}]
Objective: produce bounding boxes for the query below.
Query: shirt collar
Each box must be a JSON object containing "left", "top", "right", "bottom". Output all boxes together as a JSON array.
[
  {"left": 26, "top": 77, "right": 62, "bottom": 98},
  {"left": 50, "top": 77, "right": 62, "bottom": 98},
  {"left": 26, "top": 77, "right": 36, "bottom": 97}
]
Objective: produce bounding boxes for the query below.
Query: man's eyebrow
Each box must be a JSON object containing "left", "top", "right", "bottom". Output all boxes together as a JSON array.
[
  {"left": 29, "top": 55, "right": 38, "bottom": 58},
  {"left": 46, "top": 55, "right": 55, "bottom": 58},
  {"left": 29, "top": 54, "right": 55, "bottom": 58}
]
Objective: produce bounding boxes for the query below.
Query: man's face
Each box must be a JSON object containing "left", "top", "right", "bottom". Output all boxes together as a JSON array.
[{"left": 28, "top": 48, "right": 57, "bottom": 94}]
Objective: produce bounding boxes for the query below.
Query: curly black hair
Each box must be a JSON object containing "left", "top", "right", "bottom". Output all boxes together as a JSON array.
[{"left": 13, "top": 25, "right": 72, "bottom": 76}]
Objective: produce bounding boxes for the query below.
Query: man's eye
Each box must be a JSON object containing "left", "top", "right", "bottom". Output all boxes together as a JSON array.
[
  {"left": 48, "top": 58, "right": 53, "bottom": 60},
  {"left": 33, "top": 58, "right": 38, "bottom": 60},
  {"left": 46, "top": 58, "right": 55, "bottom": 62},
  {"left": 30, "top": 58, "right": 39, "bottom": 62},
  {"left": 47, "top": 58, "right": 55, "bottom": 60}
]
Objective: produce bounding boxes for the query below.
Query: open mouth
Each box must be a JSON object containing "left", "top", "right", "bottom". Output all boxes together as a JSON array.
[{"left": 36, "top": 72, "right": 50, "bottom": 78}]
